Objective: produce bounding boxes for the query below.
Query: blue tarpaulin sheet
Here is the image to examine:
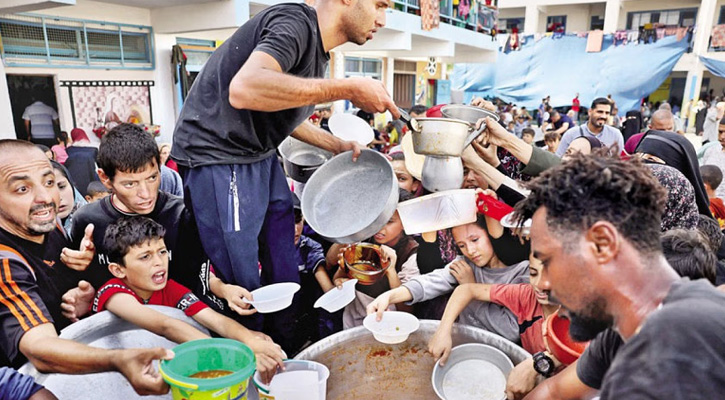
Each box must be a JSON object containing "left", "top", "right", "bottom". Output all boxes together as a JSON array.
[
  {"left": 452, "top": 35, "right": 689, "bottom": 114},
  {"left": 700, "top": 56, "right": 725, "bottom": 78}
]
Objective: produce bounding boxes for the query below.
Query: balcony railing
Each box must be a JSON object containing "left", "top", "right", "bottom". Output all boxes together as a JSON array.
[{"left": 392, "top": 0, "right": 497, "bottom": 34}]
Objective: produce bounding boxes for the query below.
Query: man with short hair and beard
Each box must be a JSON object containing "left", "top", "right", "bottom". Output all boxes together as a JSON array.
[
  {"left": 555, "top": 98, "right": 624, "bottom": 157},
  {"left": 172, "top": 0, "right": 399, "bottom": 350},
  {"left": 515, "top": 154, "right": 725, "bottom": 399},
  {"left": 0, "top": 140, "right": 171, "bottom": 395}
]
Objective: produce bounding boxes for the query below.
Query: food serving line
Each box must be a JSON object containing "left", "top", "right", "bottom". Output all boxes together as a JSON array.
[{"left": 21, "top": 105, "right": 558, "bottom": 400}]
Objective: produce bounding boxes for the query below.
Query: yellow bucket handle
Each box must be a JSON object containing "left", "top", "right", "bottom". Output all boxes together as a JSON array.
[{"left": 159, "top": 366, "right": 199, "bottom": 390}]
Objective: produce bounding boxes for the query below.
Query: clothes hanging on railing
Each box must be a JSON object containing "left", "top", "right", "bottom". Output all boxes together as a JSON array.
[
  {"left": 712, "top": 25, "right": 725, "bottom": 48},
  {"left": 420, "top": 0, "right": 440, "bottom": 31}
]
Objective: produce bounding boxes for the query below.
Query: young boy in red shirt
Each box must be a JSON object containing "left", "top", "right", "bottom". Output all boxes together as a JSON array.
[
  {"left": 92, "top": 216, "right": 285, "bottom": 382},
  {"left": 700, "top": 165, "right": 725, "bottom": 228}
]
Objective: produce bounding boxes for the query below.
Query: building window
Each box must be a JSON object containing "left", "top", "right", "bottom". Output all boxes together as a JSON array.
[
  {"left": 345, "top": 57, "right": 382, "bottom": 80},
  {"left": 626, "top": 8, "right": 698, "bottom": 29},
  {"left": 498, "top": 17, "right": 524, "bottom": 33},
  {"left": 590, "top": 15, "right": 604, "bottom": 31},
  {"left": 546, "top": 15, "right": 566, "bottom": 33},
  {"left": 719, "top": 5, "right": 725, "bottom": 25},
  {"left": 0, "top": 13, "right": 153, "bottom": 69}
]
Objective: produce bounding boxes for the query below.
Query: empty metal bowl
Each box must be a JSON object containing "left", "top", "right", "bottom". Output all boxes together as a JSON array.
[
  {"left": 302, "top": 149, "right": 398, "bottom": 243},
  {"left": 279, "top": 136, "right": 333, "bottom": 183},
  {"left": 441, "top": 104, "right": 500, "bottom": 125},
  {"left": 432, "top": 343, "right": 514, "bottom": 400}
]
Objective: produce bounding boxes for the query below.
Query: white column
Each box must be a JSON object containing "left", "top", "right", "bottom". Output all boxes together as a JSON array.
[
  {"left": 384, "top": 57, "right": 395, "bottom": 101},
  {"left": 692, "top": 0, "right": 718, "bottom": 56},
  {"left": 330, "top": 51, "right": 347, "bottom": 113},
  {"left": 680, "top": 0, "right": 717, "bottom": 123},
  {"left": 524, "top": 5, "right": 540, "bottom": 35},
  {"left": 602, "top": 0, "right": 621, "bottom": 33},
  {"left": 0, "top": 62, "right": 15, "bottom": 139}
]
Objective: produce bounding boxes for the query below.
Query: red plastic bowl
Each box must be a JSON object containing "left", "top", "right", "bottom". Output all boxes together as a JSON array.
[
  {"left": 545, "top": 312, "right": 589, "bottom": 365},
  {"left": 425, "top": 104, "right": 446, "bottom": 118}
]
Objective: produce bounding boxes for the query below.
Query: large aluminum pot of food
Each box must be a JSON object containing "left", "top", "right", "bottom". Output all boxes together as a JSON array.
[
  {"left": 18, "top": 306, "right": 235, "bottom": 400},
  {"left": 295, "top": 320, "right": 530, "bottom": 400},
  {"left": 410, "top": 118, "right": 486, "bottom": 157},
  {"left": 278, "top": 136, "right": 333, "bottom": 183},
  {"left": 302, "top": 149, "right": 398, "bottom": 244}
]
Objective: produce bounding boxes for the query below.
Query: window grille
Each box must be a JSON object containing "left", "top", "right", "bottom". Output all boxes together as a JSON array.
[{"left": 0, "top": 13, "right": 153, "bottom": 69}]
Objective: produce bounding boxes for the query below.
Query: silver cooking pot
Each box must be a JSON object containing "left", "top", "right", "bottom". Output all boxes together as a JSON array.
[
  {"left": 278, "top": 135, "right": 333, "bottom": 183},
  {"left": 410, "top": 117, "right": 487, "bottom": 157},
  {"left": 295, "top": 320, "right": 530, "bottom": 400},
  {"left": 302, "top": 149, "right": 398, "bottom": 243}
]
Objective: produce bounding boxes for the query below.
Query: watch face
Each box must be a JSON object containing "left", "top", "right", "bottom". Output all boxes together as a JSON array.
[
  {"left": 534, "top": 353, "right": 553, "bottom": 376},
  {"left": 535, "top": 357, "right": 551, "bottom": 372}
]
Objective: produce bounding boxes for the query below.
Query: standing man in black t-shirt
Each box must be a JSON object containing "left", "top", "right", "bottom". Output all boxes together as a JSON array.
[
  {"left": 515, "top": 154, "right": 725, "bottom": 399},
  {"left": 171, "top": 0, "right": 399, "bottom": 346},
  {"left": 0, "top": 139, "right": 171, "bottom": 395}
]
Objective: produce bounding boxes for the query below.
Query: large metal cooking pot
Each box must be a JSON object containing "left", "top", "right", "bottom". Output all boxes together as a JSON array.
[
  {"left": 295, "top": 320, "right": 530, "bottom": 400},
  {"left": 17, "top": 306, "right": 235, "bottom": 400},
  {"left": 441, "top": 104, "right": 500, "bottom": 125},
  {"left": 411, "top": 117, "right": 487, "bottom": 157},
  {"left": 278, "top": 135, "right": 333, "bottom": 183},
  {"left": 302, "top": 149, "right": 398, "bottom": 243}
]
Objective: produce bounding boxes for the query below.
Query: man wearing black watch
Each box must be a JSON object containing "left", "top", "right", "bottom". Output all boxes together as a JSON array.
[{"left": 533, "top": 351, "right": 556, "bottom": 378}]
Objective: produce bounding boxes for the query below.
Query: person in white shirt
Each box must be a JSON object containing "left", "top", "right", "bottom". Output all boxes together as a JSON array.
[{"left": 22, "top": 100, "right": 59, "bottom": 147}]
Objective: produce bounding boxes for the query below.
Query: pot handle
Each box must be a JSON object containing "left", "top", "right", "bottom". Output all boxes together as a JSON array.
[{"left": 464, "top": 119, "right": 487, "bottom": 149}]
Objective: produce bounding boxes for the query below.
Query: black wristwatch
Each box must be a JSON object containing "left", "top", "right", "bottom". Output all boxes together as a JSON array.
[{"left": 533, "top": 352, "right": 555, "bottom": 377}]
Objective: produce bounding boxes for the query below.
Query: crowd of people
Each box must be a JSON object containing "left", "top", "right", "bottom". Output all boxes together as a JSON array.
[{"left": 3, "top": 0, "right": 725, "bottom": 398}]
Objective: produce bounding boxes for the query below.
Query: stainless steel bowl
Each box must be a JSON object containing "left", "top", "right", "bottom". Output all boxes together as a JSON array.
[
  {"left": 278, "top": 135, "right": 333, "bottom": 183},
  {"left": 421, "top": 156, "right": 464, "bottom": 192},
  {"left": 441, "top": 104, "right": 500, "bottom": 125},
  {"left": 295, "top": 320, "right": 530, "bottom": 400},
  {"left": 432, "top": 343, "right": 514, "bottom": 400},
  {"left": 302, "top": 149, "right": 398, "bottom": 243}
]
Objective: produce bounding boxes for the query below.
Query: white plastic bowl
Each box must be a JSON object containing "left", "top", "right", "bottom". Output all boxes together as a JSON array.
[
  {"left": 328, "top": 113, "right": 374, "bottom": 146},
  {"left": 397, "top": 189, "right": 478, "bottom": 235},
  {"left": 363, "top": 311, "right": 420, "bottom": 344},
  {"left": 242, "top": 282, "right": 300, "bottom": 313},
  {"left": 253, "top": 360, "right": 330, "bottom": 400},
  {"left": 313, "top": 279, "right": 358, "bottom": 313}
]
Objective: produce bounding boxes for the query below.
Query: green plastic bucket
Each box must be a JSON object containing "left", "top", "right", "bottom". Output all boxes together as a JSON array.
[{"left": 159, "top": 338, "right": 255, "bottom": 400}]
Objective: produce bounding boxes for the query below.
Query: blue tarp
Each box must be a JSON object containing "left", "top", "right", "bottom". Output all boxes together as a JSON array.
[
  {"left": 700, "top": 56, "right": 725, "bottom": 78},
  {"left": 452, "top": 35, "right": 689, "bottom": 114}
]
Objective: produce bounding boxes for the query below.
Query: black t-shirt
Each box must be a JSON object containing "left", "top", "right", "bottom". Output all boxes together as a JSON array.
[
  {"left": 599, "top": 279, "right": 725, "bottom": 399},
  {"left": 70, "top": 192, "right": 207, "bottom": 292},
  {"left": 0, "top": 226, "right": 80, "bottom": 368},
  {"left": 171, "top": 3, "right": 330, "bottom": 167},
  {"left": 576, "top": 328, "right": 623, "bottom": 390}
]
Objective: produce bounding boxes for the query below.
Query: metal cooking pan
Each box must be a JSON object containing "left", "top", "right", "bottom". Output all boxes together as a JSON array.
[
  {"left": 301, "top": 149, "right": 398, "bottom": 243},
  {"left": 295, "top": 320, "right": 529, "bottom": 400},
  {"left": 278, "top": 136, "right": 333, "bottom": 183}
]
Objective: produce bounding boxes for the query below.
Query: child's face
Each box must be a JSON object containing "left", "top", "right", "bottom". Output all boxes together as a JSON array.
[
  {"left": 452, "top": 222, "right": 494, "bottom": 267},
  {"left": 523, "top": 134, "right": 534, "bottom": 144},
  {"left": 529, "top": 255, "right": 551, "bottom": 305},
  {"left": 114, "top": 237, "right": 169, "bottom": 299},
  {"left": 392, "top": 160, "right": 419, "bottom": 193},
  {"left": 86, "top": 192, "right": 110, "bottom": 203},
  {"left": 374, "top": 211, "right": 404, "bottom": 247},
  {"left": 294, "top": 212, "right": 304, "bottom": 246}
]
